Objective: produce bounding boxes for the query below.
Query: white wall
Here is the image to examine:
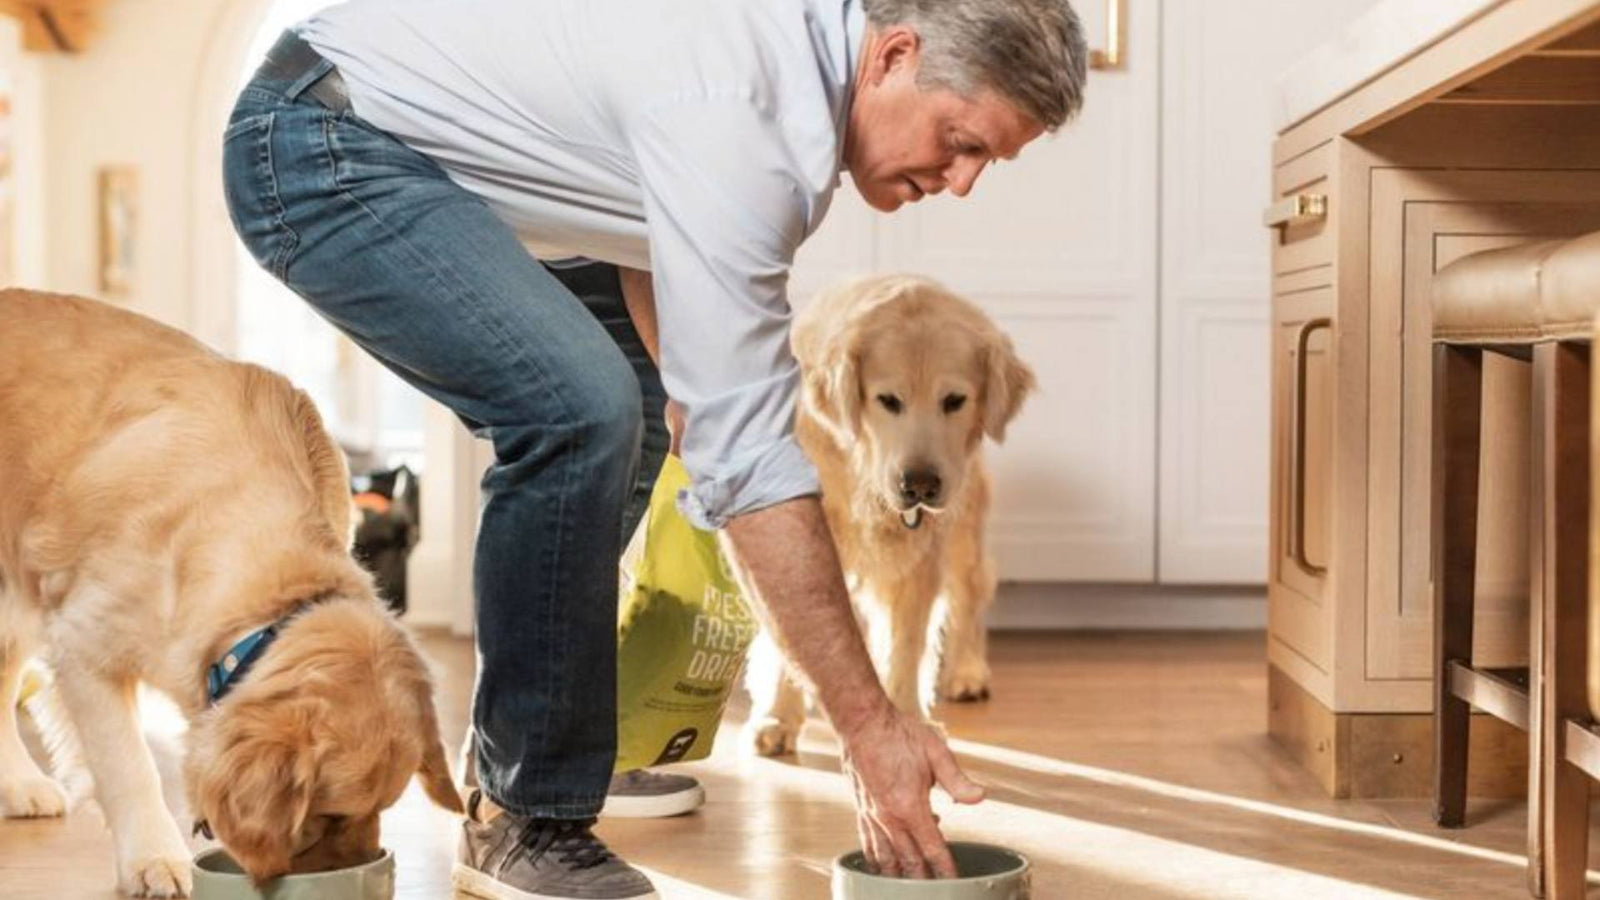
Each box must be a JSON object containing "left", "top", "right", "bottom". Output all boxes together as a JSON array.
[{"left": 37, "top": 0, "right": 261, "bottom": 332}]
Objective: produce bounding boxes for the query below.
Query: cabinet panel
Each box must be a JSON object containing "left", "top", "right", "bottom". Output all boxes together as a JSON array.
[
  {"left": 1270, "top": 290, "right": 1336, "bottom": 681},
  {"left": 1362, "top": 169, "right": 1600, "bottom": 691}
]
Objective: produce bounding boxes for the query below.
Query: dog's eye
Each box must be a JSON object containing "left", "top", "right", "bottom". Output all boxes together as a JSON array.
[
  {"left": 943, "top": 394, "right": 968, "bottom": 414},
  {"left": 877, "top": 394, "right": 903, "bottom": 415}
]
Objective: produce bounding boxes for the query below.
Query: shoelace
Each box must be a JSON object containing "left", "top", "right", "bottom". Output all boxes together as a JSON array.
[{"left": 517, "top": 817, "right": 616, "bottom": 870}]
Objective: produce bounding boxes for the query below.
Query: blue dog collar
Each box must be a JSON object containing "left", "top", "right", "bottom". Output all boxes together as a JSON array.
[{"left": 205, "top": 623, "right": 284, "bottom": 704}]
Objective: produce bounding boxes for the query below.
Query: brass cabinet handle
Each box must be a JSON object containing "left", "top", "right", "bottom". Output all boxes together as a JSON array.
[
  {"left": 1088, "top": 0, "right": 1126, "bottom": 70},
  {"left": 1291, "top": 318, "right": 1333, "bottom": 577},
  {"left": 1264, "top": 193, "right": 1328, "bottom": 230}
]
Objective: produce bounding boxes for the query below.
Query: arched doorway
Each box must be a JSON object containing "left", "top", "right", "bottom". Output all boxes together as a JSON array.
[
  {"left": 186, "top": 1, "right": 477, "bottom": 630},
  {"left": 229, "top": 1, "right": 424, "bottom": 469}
]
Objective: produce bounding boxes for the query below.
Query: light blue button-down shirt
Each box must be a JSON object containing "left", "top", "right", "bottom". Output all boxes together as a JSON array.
[{"left": 298, "top": 0, "right": 865, "bottom": 528}]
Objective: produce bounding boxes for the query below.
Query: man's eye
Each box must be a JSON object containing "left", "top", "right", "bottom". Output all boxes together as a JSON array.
[{"left": 878, "top": 394, "right": 903, "bottom": 414}]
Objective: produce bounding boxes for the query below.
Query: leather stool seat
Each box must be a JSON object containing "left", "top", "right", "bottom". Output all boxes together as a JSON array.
[{"left": 1433, "top": 230, "right": 1600, "bottom": 343}]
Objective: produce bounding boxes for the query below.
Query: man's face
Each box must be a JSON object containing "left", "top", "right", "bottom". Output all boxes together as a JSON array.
[{"left": 843, "top": 28, "right": 1045, "bottom": 213}]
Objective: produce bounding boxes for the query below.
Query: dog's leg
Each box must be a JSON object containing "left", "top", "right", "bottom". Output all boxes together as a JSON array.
[
  {"left": 0, "top": 637, "right": 68, "bottom": 819},
  {"left": 937, "top": 519, "right": 997, "bottom": 703},
  {"left": 878, "top": 568, "right": 941, "bottom": 720},
  {"left": 53, "top": 665, "right": 191, "bottom": 898},
  {"left": 743, "top": 631, "right": 807, "bottom": 757}
]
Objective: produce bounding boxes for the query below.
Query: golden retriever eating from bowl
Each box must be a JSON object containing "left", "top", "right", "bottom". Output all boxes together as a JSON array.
[
  {"left": 0, "top": 290, "right": 462, "bottom": 897},
  {"left": 745, "top": 275, "right": 1034, "bottom": 755}
]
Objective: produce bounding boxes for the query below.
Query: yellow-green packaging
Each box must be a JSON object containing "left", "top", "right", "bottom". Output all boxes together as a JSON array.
[{"left": 615, "top": 455, "right": 758, "bottom": 772}]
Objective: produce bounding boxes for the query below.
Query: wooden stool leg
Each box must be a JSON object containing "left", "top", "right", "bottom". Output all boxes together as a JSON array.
[
  {"left": 1537, "top": 342, "right": 1591, "bottom": 900},
  {"left": 1434, "top": 343, "right": 1483, "bottom": 828}
]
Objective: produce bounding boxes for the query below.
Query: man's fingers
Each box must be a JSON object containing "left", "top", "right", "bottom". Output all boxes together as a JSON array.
[
  {"left": 870, "top": 819, "right": 900, "bottom": 878},
  {"left": 906, "top": 808, "right": 958, "bottom": 879},
  {"left": 864, "top": 813, "right": 876, "bottom": 871},
  {"left": 856, "top": 817, "right": 879, "bottom": 875},
  {"left": 884, "top": 818, "right": 931, "bottom": 880},
  {"left": 928, "top": 739, "right": 986, "bottom": 805}
]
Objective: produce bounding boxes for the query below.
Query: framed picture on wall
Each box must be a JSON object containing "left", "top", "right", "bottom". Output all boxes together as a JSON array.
[{"left": 98, "top": 166, "right": 138, "bottom": 298}]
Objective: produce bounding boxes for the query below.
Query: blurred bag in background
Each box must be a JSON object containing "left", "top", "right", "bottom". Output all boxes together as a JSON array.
[{"left": 351, "top": 464, "right": 420, "bottom": 615}]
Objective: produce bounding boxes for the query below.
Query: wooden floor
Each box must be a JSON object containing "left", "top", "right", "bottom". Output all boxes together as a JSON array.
[{"left": 5, "top": 630, "right": 1598, "bottom": 899}]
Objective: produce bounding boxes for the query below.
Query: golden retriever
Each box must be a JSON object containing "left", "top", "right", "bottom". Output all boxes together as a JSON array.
[
  {"left": 0, "top": 290, "right": 462, "bottom": 897},
  {"left": 745, "top": 275, "right": 1034, "bottom": 754}
]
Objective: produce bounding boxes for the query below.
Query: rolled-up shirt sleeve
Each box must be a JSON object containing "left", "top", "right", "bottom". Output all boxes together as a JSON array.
[{"left": 630, "top": 93, "right": 823, "bottom": 529}]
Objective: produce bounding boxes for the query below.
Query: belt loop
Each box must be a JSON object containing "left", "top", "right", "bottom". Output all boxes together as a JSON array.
[{"left": 285, "top": 58, "right": 336, "bottom": 102}]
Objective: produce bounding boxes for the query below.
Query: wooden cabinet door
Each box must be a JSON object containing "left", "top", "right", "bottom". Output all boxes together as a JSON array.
[{"left": 1270, "top": 297, "right": 1337, "bottom": 691}]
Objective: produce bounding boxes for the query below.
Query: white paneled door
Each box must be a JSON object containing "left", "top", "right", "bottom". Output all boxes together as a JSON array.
[
  {"left": 1157, "top": 0, "right": 1377, "bottom": 583},
  {"left": 796, "top": 0, "right": 1161, "bottom": 581}
]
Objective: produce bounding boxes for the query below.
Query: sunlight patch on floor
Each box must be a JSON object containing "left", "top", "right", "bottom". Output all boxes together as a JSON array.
[
  {"left": 742, "top": 753, "right": 1427, "bottom": 900},
  {"left": 946, "top": 737, "right": 1548, "bottom": 871}
]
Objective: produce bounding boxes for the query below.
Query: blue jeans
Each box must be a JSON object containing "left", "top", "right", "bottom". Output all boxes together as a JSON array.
[{"left": 222, "top": 34, "right": 668, "bottom": 818}]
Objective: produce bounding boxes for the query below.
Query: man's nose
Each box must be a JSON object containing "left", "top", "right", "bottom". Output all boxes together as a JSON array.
[{"left": 946, "top": 158, "right": 984, "bottom": 197}]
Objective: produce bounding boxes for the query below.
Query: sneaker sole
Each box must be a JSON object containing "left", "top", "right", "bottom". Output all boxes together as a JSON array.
[
  {"left": 452, "top": 863, "right": 660, "bottom": 900},
  {"left": 599, "top": 783, "right": 706, "bottom": 819}
]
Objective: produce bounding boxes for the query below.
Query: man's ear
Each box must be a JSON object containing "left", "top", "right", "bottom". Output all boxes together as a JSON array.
[
  {"left": 982, "top": 331, "right": 1036, "bottom": 442},
  {"left": 865, "top": 24, "right": 922, "bottom": 85}
]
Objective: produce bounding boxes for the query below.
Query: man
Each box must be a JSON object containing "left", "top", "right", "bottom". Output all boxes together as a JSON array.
[{"left": 222, "top": 0, "right": 1085, "bottom": 897}]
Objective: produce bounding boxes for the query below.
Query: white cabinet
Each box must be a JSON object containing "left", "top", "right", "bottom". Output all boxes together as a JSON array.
[{"left": 795, "top": 0, "right": 1378, "bottom": 585}]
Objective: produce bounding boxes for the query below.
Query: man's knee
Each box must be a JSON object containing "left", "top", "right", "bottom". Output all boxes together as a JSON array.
[{"left": 492, "top": 359, "right": 642, "bottom": 460}]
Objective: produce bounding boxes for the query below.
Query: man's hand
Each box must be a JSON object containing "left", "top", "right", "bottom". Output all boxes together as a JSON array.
[
  {"left": 841, "top": 707, "right": 986, "bottom": 879},
  {"left": 723, "top": 498, "right": 985, "bottom": 879}
]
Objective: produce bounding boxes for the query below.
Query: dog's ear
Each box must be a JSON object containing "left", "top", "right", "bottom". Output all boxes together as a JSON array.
[
  {"left": 804, "top": 330, "right": 863, "bottom": 446},
  {"left": 982, "top": 330, "right": 1036, "bottom": 442},
  {"left": 413, "top": 686, "right": 465, "bottom": 814},
  {"left": 188, "top": 701, "right": 320, "bottom": 886}
]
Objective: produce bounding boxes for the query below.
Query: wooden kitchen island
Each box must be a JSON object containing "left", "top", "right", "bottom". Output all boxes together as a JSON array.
[{"left": 1266, "top": 0, "right": 1600, "bottom": 797}]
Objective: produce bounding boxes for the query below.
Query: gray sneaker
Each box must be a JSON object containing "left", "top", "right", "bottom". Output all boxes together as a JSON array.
[
  {"left": 453, "top": 791, "right": 658, "bottom": 900},
  {"left": 601, "top": 770, "right": 705, "bottom": 819}
]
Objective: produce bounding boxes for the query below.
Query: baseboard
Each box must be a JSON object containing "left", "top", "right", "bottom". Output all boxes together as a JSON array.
[
  {"left": 1267, "top": 664, "right": 1527, "bottom": 798},
  {"left": 988, "top": 583, "right": 1267, "bottom": 630},
  {"left": 408, "top": 582, "right": 1268, "bottom": 632}
]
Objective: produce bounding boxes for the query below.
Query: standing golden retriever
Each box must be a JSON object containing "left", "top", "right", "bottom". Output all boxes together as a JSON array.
[
  {"left": 745, "top": 275, "right": 1034, "bottom": 755},
  {"left": 0, "top": 290, "right": 461, "bottom": 897}
]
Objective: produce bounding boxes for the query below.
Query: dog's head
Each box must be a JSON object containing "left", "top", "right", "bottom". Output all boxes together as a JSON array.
[
  {"left": 803, "top": 275, "right": 1035, "bottom": 525},
  {"left": 185, "top": 597, "right": 462, "bottom": 885}
]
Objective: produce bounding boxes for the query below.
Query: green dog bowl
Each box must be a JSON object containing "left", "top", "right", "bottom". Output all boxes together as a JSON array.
[
  {"left": 191, "top": 848, "right": 395, "bottom": 900},
  {"left": 833, "top": 842, "right": 1031, "bottom": 899}
]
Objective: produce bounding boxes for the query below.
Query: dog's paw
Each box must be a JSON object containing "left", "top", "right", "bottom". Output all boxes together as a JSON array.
[
  {"left": 119, "top": 853, "right": 192, "bottom": 898},
  {"left": 0, "top": 772, "right": 67, "bottom": 818},
  {"left": 747, "top": 717, "right": 800, "bottom": 757},
  {"left": 937, "top": 663, "right": 992, "bottom": 703}
]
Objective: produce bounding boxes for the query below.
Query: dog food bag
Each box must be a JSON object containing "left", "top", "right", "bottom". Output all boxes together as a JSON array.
[{"left": 615, "top": 455, "right": 759, "bottom": 772}]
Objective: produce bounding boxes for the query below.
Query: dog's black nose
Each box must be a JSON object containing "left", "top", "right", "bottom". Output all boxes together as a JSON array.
[{"left": 899, "top": 469, "right": 942, "bottom": 506}]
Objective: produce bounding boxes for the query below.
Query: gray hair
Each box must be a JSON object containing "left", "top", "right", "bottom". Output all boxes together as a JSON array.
[{"left": 863, "top": 0, "right": 1088, "bottom": 131}]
